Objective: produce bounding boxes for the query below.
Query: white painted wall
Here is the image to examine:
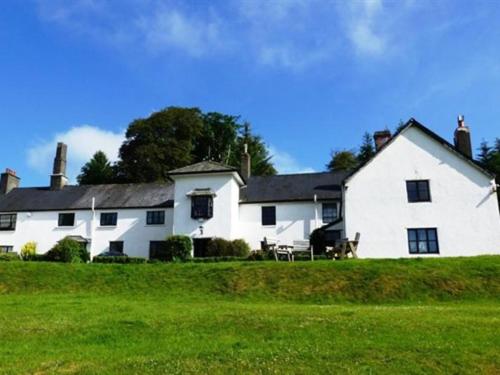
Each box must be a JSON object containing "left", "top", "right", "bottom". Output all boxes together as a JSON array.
[
  {"left": 171, "top": 173, "right": 241, "bottom": 241},
  {"left": 0, "top": 208, "right": 173, "bottom": 258},
  {"left": 238, "top": 201, "right": 338, "bottom": 250},
  {"left": 344, "top": 126, "right": 500, "bottom": 258}
]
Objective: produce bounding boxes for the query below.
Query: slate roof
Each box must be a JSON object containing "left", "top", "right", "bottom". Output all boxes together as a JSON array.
[
  {"left": 240, "top": 171, "right": 349, "bottom": 203},
  {"left": 0, "top": 183, "right": 174, "bottom": 212},
  {"left": 169, "top": 161, "right": 237, "bottom": 175}
]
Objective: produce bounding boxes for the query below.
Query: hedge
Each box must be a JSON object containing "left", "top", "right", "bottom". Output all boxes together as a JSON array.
[
  {"left": 92, "top": 256, "right": 147, "bottom": 264},
  {"left": 164, "top": 235, "right": 192, "bottom": 261},
  {"left": 0, "top": 253, "right": 21, "bottom": 261},
  {"left": 205, "top": 238, "right": 251, "bottom": 257}
]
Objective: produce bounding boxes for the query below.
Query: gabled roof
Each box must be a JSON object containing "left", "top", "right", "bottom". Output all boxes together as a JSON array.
[
  {"left": 344, "top": 118, "right": 495, "bottom": 183},
  {"left": 168, "top": 161, "right": 237, "bottom": 175},
  {"left": 0, "top": 183, "right": 174, "bottom": 213},
  {"left": 241, "top": 171, "right": 348, "bottom": 203}
]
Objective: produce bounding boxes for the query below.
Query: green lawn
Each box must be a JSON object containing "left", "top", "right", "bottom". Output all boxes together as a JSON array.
[{"left": 0, "top": 257, "right": 499, "bottom": 374}]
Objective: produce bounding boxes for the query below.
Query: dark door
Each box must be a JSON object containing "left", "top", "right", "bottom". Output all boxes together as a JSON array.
[{"left": 193, "top": 238, "right": 211, "bottom": 258}]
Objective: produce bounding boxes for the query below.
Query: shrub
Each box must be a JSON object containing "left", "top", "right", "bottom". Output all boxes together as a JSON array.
[
  {"left": 231, "top": 239, "right": 251, "bottom": 257},
  {"left": 187, "top": 256, "right": 249, "bottom": 263},
  {"left": 309, "top": 229, "right": 326, "bottom": 255},
  {"left": 46, "top": 238, "right": 90, "bottom": 263},
  {"left": 20, "top": 241, "right": 37, "bottom": 260},
  {"left": 24, "top": 254, "right": 48, "bottom": 262},
  {"left": 206, "top": 238, "right": 232, "bottom": 257},
  {"left": 164, "top": 235, "right": 192, "bottom": 262},
  {"left": 247, "top": 250, "right": 266, "bottom": 261},
  {"left": 93, "top": 256, "right": 147, "bottom": 264},
  {"left": 0, "top": 252, "right": 21, "bottom": 261}
]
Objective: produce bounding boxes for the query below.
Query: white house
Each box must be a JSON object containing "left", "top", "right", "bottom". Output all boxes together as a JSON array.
[{"left": 0, "top": 117, "right": 499, "bottom": 259}]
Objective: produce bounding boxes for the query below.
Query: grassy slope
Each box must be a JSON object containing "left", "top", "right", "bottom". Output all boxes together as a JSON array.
[{"left": 0, "top": 257, "right": 499, "bottom": 374}]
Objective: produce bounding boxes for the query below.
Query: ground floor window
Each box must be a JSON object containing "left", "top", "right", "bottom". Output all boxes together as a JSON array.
[
  {"left": 0, "top": 245, "right": 13, "bottom": 253},
  {"left": 407, "top": 228, "right": 439, "bottom": 254},
  {"left": 149, "top": 241, "right": 168, "bottom": 260},
  {"left": 109, "top": 241, "right": 124, "bottom": 253}
]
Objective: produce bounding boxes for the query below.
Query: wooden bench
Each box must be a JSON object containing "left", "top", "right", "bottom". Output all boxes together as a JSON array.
[{"left": 327, "top": 232, "right": 360, "bottom": 260}]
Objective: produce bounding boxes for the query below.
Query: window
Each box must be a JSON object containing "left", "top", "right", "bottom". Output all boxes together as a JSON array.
[
  {"left": 0, "top": 245, "right": 13, "bottom": 253},
  {"left": 100, "top": 212, "right": 118, "bottom": 226},
  {"left": 406, "top": 180, "right": 431, "bottom": 202},
  {"left": 0, "top": 214, "right": 16, "bottom": 231},
  {"left": 58, "top": 213, "right": 75, "bottom": 227},
  {"left": 147, "top": 211, "right": 165, "bottom": 225},
  {"left": 149, "top": 241, "right": 168, "bottom": 260},
  {"left": 261, "top": 206, "right": 276, "bottom": 226},
  {"left": 109, "top": 241, "right": 124, "bottom": 253},
  {"left": 322, "top": 203, "right": 338, "bottom": 223},
  {"left": 191, "top": 196, "right": 213, "bottom": 219},
  {"left": 407, "top": 228, "right": 439, "bottom": 254}
]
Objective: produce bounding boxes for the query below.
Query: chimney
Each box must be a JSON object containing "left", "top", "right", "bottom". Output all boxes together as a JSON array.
[
  {"left": 373, "top": 130, "right": 392, "bottom": 151},
  {"left": 50, "top": 142, "right": 68, "bottom": 190},
  {"left": 241, "top": 143, "right": 251, "bottom": 180},
  {"left": 454, "top": 115, "right": 472, "bottom": 158},
  {"left": 0, "top": 169, "right": 20, "bottom": 195}
]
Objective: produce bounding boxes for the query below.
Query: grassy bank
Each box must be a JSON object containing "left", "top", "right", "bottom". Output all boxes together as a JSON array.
[{"left": 0, "top": 256, "right": 499, "bottom": 374}]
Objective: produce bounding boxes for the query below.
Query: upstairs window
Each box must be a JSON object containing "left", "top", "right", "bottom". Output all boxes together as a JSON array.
[
  {"left": 261, "top": 206, "right": 276, "bottom": 226},
  {"left": 407, "top": 228, "right": 439, "bottom": 254},
  {"left": 406, "top": 180, "right": 431, "bottom": 202},
  {"left": 109, "top": 241, "right": 124, "bottom": 253},
  {"left": 58, "top": 213, "right": 75, "bottom": 227},
  {"left": 0, "top": 214, "right": 16, "bottom": 231},
  {"left": 322, "top": 203, "right": 338, "bottom": 223},
  {"left": 147, "top": 211, "right": 165, "bottom": 225},
  {"left": 100, "top": 212, "right": 118, "bottom": 226},
  {"left": 191, "top": 196, "right": 213, "bottom": 219}
]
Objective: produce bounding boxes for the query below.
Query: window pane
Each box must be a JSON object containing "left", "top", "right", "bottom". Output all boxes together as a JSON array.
[
  {"left": 417, "top": 229, "right": 427, "bottom": 241},
  {"left": 101, "top": 213, "right": 117, "bottom": 226},
  {"left": 409, "top": 241, "right": 418, "bottom": 253},
  {"left": 262, "top": 206, "right": 276, "bottom": 226},
  {"left": 109, "top": 241, "right": 123, "bottom": 253},
  {"left": 428, "top": 241, "right": 438, "bottom": 253},
  {"left": 427, "top": 229, "right": 437, "bottom": 241},
  {"left": 418, "top": 241, "right": 428, "bottom": 253},
  {"left": 191, "top": 196, "right": 212, "bottom": 219},
  {"left": 408, "top": 230, "right": 417, "bottom": 241},
  {"left": 322, "top": 203, "right": 337, "bottom": 223}
]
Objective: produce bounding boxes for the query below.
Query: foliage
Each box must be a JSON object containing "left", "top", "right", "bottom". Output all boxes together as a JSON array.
[
  {"left": 326, "top": 150, "right": 358, "bottom": 171},
  {"left": 205, "top": 238, "right": 251, "bottom": 257},
  {"left": 46, "top": 238, "right": 90, "bottom": 263},
  {"left": 93, "top": 256, "right": 147, "bottom": 264},
  {"left": 20, "top": 241, "right": 37, "bottom": 260},
  {"left": 187, "top": 256, "right": 250, "bottom": 263},
  {"left": 164, "top": 235, "right": 193, "bottom": 261},
  {"left": 309, "top": 229, "right": 326, "bottom": 254},
  {"left": 0, "top": 252, "right": 21, "bottom": 261},
  {"left": 77, "top": 151, "right": 116, "bottom": 185},
  {"left": 357, "top": 132, "right": 375, "bottom": 164},
  {"left": 23, "top": 254, "right": 48, "bottom": 262},
  {"left": 117, "top": 107, "right": 204, "bottom": 182}
]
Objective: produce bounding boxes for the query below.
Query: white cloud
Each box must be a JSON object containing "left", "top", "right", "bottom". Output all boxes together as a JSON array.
[
  {"left": 269, "top": 146, "right": 315, "bottom": 174},
  {"left": 27, "top": 126, "right": 124, "bottom": 183}
]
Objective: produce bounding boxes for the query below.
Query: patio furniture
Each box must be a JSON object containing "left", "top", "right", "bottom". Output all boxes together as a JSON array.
[
  {"left": 291, "top": 240, "right": 314, "bottom": 261},
  {"left": 327, "top": 232, "right": 360, "bottom": 260}
]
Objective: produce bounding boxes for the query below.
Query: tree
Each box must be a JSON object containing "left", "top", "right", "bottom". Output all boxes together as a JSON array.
[
  {"left": 117, "top": 107, "right": 204, "bottom": 182},
  {"left": 77, "top": 151, "right": 115, "bottom": 185},
  {"left": 476, "top": 139, "right": 500, "bottom": 208},
  {"left": 357, "top": 132, "right": 375, "bottom": 164},
  {"left": 326, "top": 150, "right": 358, "bottom": 171}
]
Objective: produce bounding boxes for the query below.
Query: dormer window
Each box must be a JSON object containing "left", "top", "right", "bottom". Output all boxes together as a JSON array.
[
  {"left": 191, "top": 196, "right": 213, "bottom": 219},
  {"left": 187, "top": 189, "right": 215, "bottom": 220}
]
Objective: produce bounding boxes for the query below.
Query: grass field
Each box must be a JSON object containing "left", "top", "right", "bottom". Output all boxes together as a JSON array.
[{"left": 0, "top": 256, "right": 499, "bottom": 374}]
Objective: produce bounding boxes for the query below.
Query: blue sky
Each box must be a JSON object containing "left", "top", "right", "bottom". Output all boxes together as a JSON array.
[{"left": 1, "top": 0, "right": 500, "bottom": 186}]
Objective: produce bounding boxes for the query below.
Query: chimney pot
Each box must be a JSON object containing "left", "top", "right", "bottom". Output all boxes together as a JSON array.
[
  {"left": 373, "top": 130, "right": 392, "bottom": 151},
  {"left": 0, "top": 168, "right": 20, "bottom": 195}
]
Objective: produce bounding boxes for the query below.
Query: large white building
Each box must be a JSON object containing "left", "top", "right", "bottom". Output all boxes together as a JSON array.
[{"left": 0, "top": 117, "right": 499, "bottom": 259}]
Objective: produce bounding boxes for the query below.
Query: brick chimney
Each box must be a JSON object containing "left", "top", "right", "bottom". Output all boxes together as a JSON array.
[
  {"left": 50, "top": 142, "right": 68, "bottom": 190},
  {"left": 240, "top": 144, "right": 251, "bottom": 180},
  {"left": 373, "top": 130, "right": 392, "bottom": 151},
  {"left": 454, "top": 115, "right": 472, "bottom": 158},
  {"left": 0, "top": 168, "right": 20, "bottom": 195}
]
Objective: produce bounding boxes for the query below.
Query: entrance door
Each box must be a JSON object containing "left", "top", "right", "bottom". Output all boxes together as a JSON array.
[{"left": 193, "top": 238, "right": 211, "bottom": 258}]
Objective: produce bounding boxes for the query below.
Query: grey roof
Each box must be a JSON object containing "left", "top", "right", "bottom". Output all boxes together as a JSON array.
[
  {"left": 169, "top": 161, "right": 237, "bottom": 175},
  {"left": 0, "top": 183, "right": 174, "bottom": 212},
  {"left": 241, "top": 171, "right": 349, "bottom": 203}
]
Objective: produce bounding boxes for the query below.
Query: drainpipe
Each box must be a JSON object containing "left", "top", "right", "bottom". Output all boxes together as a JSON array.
[
  {"left": 313, "top": 194, "right": 318, "bottom": 230},
  {"left": 89, "top": 197, "right": 96, "bottom": 257}
]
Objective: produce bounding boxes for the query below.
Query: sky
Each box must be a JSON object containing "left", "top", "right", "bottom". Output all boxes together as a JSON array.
[{"left": 1, "top": 0, "right": 500, "bottom": 186}]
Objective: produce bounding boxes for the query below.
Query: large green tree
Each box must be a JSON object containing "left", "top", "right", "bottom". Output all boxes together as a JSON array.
[
  {"left": 117, "top": 107, "right": 204, "bottom": 182},
  {"left": 77, "top": 151, "right": 115, "bottom": 185},
  {"left": 326, "top": 150, "right": 358, "bottom": 171},
  {"left": 357, "top": 132, "right": 375, "bottom": 164}
]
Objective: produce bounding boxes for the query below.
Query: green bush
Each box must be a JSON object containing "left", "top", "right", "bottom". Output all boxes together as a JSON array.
[
  {"left": 247, "top": 250, "right": 266, "bottom": 261},
  {"left": 165, "top": 235, "right": 192, "bottom": 262},
  {"left": 205, "top": 238, "right": 251, "bottom": 257},
  {"left": 188, "top": 256, "right": 249, "bottom": 263},
  {"left": 231, "top": 239, "right": 251, "bottom": 257},
  {"left": 46, "top": 238, "right": 90, "bottom": 263},
  {"left": 309, "top": 229, "right": 326, "bottom": 254},
  {"left": 20, "top": 241, "right": 37, "bottom": 260},
  {"left": 24, "top": 254, "right": 48, "bottom": 262},
  {"left": 93, "top": 256, "right": 147, "bottom": 264},
  {"left": 0, "top": 252, "right": 21, "bottom": 261}
]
